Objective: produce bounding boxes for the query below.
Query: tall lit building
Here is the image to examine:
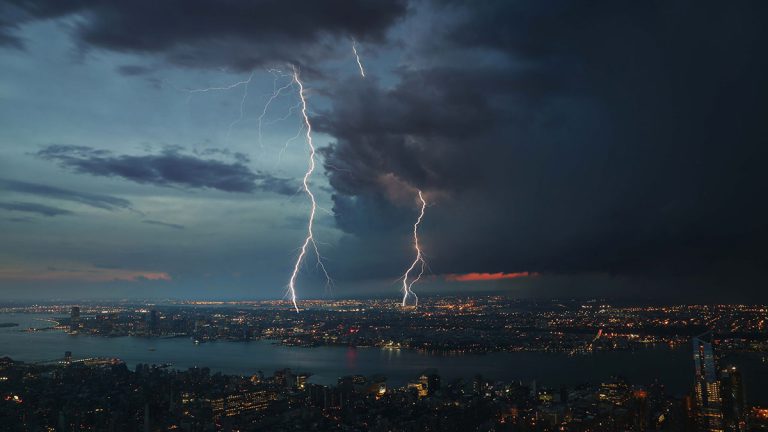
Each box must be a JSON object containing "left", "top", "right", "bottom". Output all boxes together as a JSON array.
[
  {"left": 407, "top": 381, "right": 428, "bottom": 398},
  {"left": 693, "top": 332, "right": 724, "bottom": 432},
  {"left": 418, "top": 369, "right": 440, "bottom": 396},
  {"left": 296, "top": 373, "right": 309, "bottom": 390},
  {"left": 720, "top": 366, "right": 746, "bottom": 432}
]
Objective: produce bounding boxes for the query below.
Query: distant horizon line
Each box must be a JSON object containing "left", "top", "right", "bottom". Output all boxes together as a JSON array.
[{"left": 0, "top": 295, "right": 761, "bottom": 307}]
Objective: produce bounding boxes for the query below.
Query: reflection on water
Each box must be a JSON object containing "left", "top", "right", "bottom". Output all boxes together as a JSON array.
[{"left": 1, "top": 313, "right": 766, "bottom": 403}]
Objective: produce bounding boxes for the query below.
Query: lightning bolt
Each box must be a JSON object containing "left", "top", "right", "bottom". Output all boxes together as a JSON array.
[
  {"left": 351, "top": 39, "right": 366, "bottom": 78},
  {"left": 171, "top": 68, "right": 334, "bottom": 311},
  {"left": 174, "top": 72, "right": 257, "bottom": 141},
  {"left": 185, "top": 75, "right": 253, "bottom": 94},
  {"left": 401, "top": 190, "right": 427, "bottom": 308},
  {"left": 258, "top": 70, "right": 295, "bottom": 149},
  {"left": 287, "top": 65, "right": 330, "bottom": 312},
  {"left": 226, "top": 71, "right": 255, "bottom": 139}
]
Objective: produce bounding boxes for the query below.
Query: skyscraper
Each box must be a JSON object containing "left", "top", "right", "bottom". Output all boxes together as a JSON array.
[
  {"left": 69, "top": 306, "right": 80, "bottom": 333},
  {"left": 693, "top": 332, "right": 724, "bottom": 432},
  {"left": 148, "top": 309, "right": 160, "bottom": 336},
  {"left": 720, "top": 366, "right": 746, "bottom": 432}
]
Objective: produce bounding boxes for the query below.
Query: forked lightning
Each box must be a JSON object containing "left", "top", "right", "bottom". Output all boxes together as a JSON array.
[
  {"left": 286, "top": 66, "right": 330, "bottom": 312},
  {"left": 401, "top": 190, "right": 427, "bottom": 307}
]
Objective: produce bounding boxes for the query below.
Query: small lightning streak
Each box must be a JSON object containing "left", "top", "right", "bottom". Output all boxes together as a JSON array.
[
  {"left": 177, "top": 72, "right": 255, "bottom": 139},
  {"left": 226, "top": 71, "right": 255, "bottom": 139},
  {"left": 186, "top": 75, "right": 253, "bottom": 94},
  {"left": 401, "top": 190, "right": 427, "bottom": 308},
  {"left": 351, "top": 39, "right": 366, "bottom": 78},
  {"left": 258, "top": 75, "right": 294, "bottom": 149},
  {"left": 287, "top": 66, "right": 330, "bottom": 312}
]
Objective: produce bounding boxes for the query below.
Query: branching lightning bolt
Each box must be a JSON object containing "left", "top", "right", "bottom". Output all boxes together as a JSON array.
[
  {"left": 401, "top": 190, "right": 427, "bottom": 308},
  {"left": 185, "top": 75, "right": 253, "bottom": 94},
  {"left": 258, "top": 72, "right": 294, "bottom": 148},
  {"left": 287, "top": 65, "right": 330, "bottom": 312},
  {"left": 175, "top": 68, "right": 332, "bottom": 311},
  {"left": 226, "top": 72, "right": 254, "bottom": 139},
  {"left": 175, "top": 72, "right": 256, "bottom": 140},
  {"left": 351, "top": 39, "right": 366, "bottom": 78}
]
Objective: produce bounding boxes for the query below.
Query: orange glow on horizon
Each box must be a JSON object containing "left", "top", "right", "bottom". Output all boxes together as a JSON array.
[
  {"left": 445, "top": 272, "right": 538, "bottom": 282},
  {"left": 0, "top": 267, "right": 171, "bottom": 283}
]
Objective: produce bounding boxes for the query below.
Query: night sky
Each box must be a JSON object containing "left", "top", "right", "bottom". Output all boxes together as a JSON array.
[{"left": 1, "top": 1, "right": 766, "bottom": 302}]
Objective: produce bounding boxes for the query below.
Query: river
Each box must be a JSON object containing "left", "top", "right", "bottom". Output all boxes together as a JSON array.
[{"left": 2, "top": 312, "right": 766, "bottom": 403}]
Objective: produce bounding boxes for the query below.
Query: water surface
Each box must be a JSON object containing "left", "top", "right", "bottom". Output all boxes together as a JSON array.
[{"left": 2, "top": 313, "right": 766, "bottom": 403}]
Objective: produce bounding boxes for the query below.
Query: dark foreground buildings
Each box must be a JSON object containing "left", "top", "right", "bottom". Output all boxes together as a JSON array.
[
  {"left": 693, "top": 333, "right": 749, "bottom": 432},
  {"left": 2, "top": 347, "right": 767, "bottom": 432}
]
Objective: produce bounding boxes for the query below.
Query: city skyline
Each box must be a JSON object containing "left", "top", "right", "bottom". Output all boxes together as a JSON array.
[{"left": 1, "top": 296, "right": 767, "bottom": 430}]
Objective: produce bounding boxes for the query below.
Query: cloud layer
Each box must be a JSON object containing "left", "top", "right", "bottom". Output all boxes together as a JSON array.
[
  {"left": 1, "top": 0, "right": 408, "bottom": 70},
  {"left": 0, "top": 201, "right": 72, "bottom": 217},
  {"left": 2, "top": 0, "right": 767, "bottom": 300},
  {"left": 38, "top": 145, "right": 297, "bottom": 194},
  {"left": 142, "top": 220, "right": 185, "bottom": 230},
  {"left": 319, "top": 0, "right": 768, "bottom": 292},
  {"left": 0, "top": 178, "right": 131, "bottom": 211},
  {"left": 0, "top": 265, "right": 171, "bottom": 282},
  {"left": 445, "top": 272, "right": 538, "bottom": 283}
]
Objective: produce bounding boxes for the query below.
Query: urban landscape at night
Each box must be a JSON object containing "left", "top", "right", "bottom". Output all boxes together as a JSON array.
[
  {"left": 4, "top": 298, "right": 768, "bottom": 354},
  {"left": 1, "top": 298, "right": 768, "bottom": 430},
  {"left": 2, "top": 0, "right": 768, "bottom": 430}
]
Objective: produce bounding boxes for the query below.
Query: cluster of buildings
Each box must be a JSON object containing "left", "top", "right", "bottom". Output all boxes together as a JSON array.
[
  {"left": 2, "top": 298, "right": 767, "bottom": 430},
  {"left": 1, "top": 332, "right": 767, "bottom": 431},
  {"left": 692, "top": 332, "right": 752, "bottom": 432},
  {"left": 17, "top": 298, "right": 765, "bottom": 356}
]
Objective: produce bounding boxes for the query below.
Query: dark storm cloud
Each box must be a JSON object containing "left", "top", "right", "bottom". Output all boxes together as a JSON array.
[
  {"left": 317, "top": 67, "right": 520, "bottom": 195},
  {"left": 0, "top": 178, "right": 131, "bottom": 210},
  {"left": 321, "top": 0, "right": 768, "bottom": 286},
  {"left": 258, "top": 176, "right": 299, "bottom": 196},
  {"left": 1, "top": 0, "right": 408, "bottom": 69},
  {"left": 0, "top": 201, "right": 72, "bottom": 217},
  {"left": 194, "top": 147, "right": 250, "bottom": 164},
  {"left": 37, "top": 145, "right": 298, "bottom": 195},
  {"left": 142, "top": 220, "right": 185, "bottom": 230}
]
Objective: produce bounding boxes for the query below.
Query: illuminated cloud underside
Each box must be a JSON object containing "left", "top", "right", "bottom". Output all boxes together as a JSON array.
[{"left": 445, "top": 272, "right": 538, "bottom": 282}]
